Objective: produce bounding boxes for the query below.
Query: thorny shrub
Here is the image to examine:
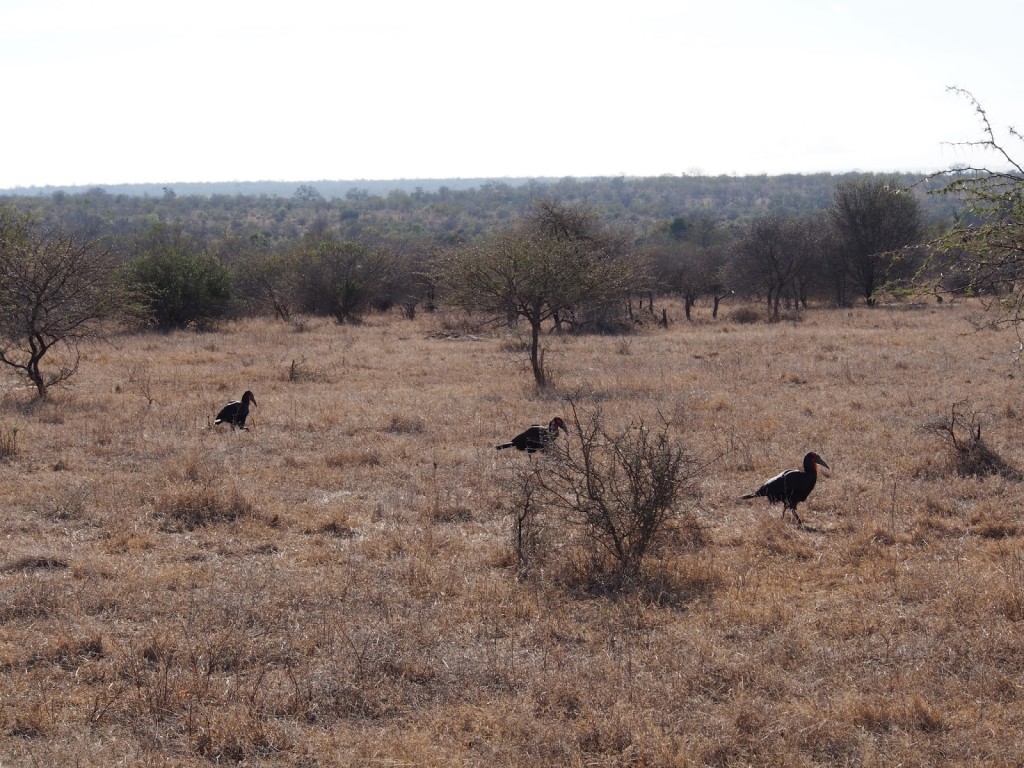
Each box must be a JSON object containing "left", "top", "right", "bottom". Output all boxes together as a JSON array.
[
  {"left": 509, "top": 402, "right": 704, "bottom": 592},
  {"left": 922, "top": 399, "right": 1018, "bottom": 478}
]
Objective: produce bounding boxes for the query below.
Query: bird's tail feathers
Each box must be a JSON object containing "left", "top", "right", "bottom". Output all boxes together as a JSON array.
[
  {"left": 495, "top": 443, "right": 514, "bottom": 450},
  {"left": 740, "top": 492, "right": 757, "bottom": 499}
]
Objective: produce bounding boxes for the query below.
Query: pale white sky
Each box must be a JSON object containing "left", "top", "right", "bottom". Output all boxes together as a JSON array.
[{"left": 1, "top": 0, "right": 1021, "bottom": 188}]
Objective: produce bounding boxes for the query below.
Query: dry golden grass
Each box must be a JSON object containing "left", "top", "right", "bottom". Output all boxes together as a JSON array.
[{"left": 2, "top": 300, "right": 1024, "bottom": 766}]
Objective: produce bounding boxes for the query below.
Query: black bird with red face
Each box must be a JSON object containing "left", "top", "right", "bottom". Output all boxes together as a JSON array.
[
  {"left": 741, "top": 451, "right": 829, "bottom": 526},
  {"left": 496, "top": 417, "right": 568, "bottom": 454},
  {"left": 215, "top": 390, "right": 257, "bottom": 430}
]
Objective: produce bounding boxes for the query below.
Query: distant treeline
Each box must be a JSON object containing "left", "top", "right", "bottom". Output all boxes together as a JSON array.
[
  {"left": 1, "top": 177, "right": 510, "bottom": 200},
  {"left": 0, "top": 172, "right": 961, "bottom": 247}
]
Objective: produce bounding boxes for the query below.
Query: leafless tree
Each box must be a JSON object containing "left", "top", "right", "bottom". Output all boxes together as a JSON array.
[
  {"left": 732, "top": 215, "right": 808, "bottom": 320},
  {"left": 0, "top": 205, "right": 130, "bottom": 398},
  {"left": 829, "top": 177, "right": 923, "bottom": 305}
]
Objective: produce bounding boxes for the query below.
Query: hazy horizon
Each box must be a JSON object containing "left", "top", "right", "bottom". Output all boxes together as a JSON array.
[
  {"left": 1, "top": 169, "right": 946, "bottom": 199},
  {"left": 2, "top": 0, "right": 1021, "bottom": 189}
]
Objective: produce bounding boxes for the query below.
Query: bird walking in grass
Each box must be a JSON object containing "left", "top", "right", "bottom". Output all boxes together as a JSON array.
[
  {"left": 741, "top": 451, "right": 829, "bottom": 526},
  {"left": 214, "top": 390, "right": 257, "bottom": 430},
  {"left": 496, "top": 417, "right": 568, "bottom": 454}
]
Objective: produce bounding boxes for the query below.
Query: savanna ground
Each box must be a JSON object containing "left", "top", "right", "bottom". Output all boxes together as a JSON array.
[{"left": 1, "top": 300, "right": 1023, "bottom": 767}]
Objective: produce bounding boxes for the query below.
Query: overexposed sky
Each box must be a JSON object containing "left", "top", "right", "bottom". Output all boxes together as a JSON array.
[{"left": 1, "top": 0, "right": 1021, "bottom": 188}]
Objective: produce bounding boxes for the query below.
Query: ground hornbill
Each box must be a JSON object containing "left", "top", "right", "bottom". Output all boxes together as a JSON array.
[
  {"left": 214, "top": 390, "right": 257, "bottom": 430},
  {"left": 496, "top": 417, "right": 568, "bottom": 454},
  {"left": 741, "top": 451, "right": 829, "bottom": 526}
]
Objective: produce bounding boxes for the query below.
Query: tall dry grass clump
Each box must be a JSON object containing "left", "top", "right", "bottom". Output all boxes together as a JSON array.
[
  {"left": 0, "top": 303, "right": 1023, "bottom": 766},
  {"left": 155, "top": 484, "right": 260, "bottom": 531},
  {"left": 0, "top": 424, "right": 18, "bottom": 459}
]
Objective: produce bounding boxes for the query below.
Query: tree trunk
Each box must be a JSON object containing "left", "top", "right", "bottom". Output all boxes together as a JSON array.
[
  {"left": 27, "top": 337, "right": 48, "bottom": 398},
  {"left": 28, "top": 359, "right": 47, "bottom": 399},
  {"left": 530, "top": 320, "right": 546, "bottom": 387}
]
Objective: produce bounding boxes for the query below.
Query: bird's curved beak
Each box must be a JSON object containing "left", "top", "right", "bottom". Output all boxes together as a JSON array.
[{"left": 818, "top": 458, "right": 829, "bottom": 471}]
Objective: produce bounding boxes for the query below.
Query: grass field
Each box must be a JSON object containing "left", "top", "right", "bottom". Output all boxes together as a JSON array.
[{"left": 1, "top": 300, "right": 1023, "bottom": 766}]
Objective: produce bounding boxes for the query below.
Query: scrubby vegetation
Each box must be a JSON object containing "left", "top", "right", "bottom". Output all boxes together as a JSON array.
[{"left": 0, "top": 169, "right": 961, "bottom": 398}]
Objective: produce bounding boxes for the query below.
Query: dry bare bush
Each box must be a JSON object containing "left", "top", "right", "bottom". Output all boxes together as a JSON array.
[
  {"left": 510, "top": 403, "right": 704, "bottom": 592},
  {"left": 125, "top": 363, "right": 159, "bottom": 406},
  {"left": 922, "top": 399, "right": 1018, "bottom": 478},
  {"left": 729, "top": 305, "right": 761, "bottom": 324},
  {"left": 287, "top": 356, "right": 328, "bottom": 383}
]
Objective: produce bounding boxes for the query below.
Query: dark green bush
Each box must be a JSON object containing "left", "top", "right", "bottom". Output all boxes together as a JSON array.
[
  {"left": 293, "top": 234, "right": 392, "bottom": 324},
  {"left": 124, "top": 224, "right": 232, "bottom": 331}
]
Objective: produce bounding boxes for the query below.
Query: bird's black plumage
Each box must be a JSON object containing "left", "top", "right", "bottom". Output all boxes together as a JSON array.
[
  {"left": 496, "top": 417, "right": 567, "bottom": 454},
  {"left": 741, "top": 451, "right": 829, "bottom": 526},
  {"left": 215, "top": 390, "right": 257, "bottom": 430}
]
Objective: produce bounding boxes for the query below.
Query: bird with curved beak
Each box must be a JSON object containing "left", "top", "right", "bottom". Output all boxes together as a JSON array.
[
  {"left": 496, "top": 417, "right": 568, "bottom": 454},
  {"left": 214, "top": 390, "right": 257, "bottom": 430},
  {"left": 741, "top": 451, "right": 829, "bottom": 526}
]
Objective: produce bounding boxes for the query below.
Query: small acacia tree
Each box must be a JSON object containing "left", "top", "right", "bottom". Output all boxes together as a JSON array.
[
  {"left": 439, "top": 200, "right": 645, "bottom": 386},
  {"left": 0, "top": 204, "right": 129, "bottom": 398}
]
